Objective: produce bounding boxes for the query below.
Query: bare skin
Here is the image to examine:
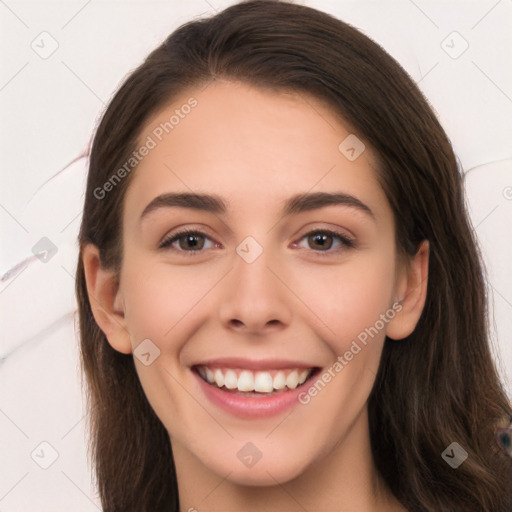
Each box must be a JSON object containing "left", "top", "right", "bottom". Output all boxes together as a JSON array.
[{"left": 83, "top": 80, "right": 427, "bottom": 511}]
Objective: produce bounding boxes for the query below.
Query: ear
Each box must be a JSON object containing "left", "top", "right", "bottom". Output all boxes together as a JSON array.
[
  {"left": 81, "top": 243, "right": 132, "bottom": 354},
  {"left": 386, "top": 240, "right": 429, "bottom": 340}
]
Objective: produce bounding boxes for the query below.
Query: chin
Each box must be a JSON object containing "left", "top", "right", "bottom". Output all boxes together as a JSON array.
[{"left": 201, "top": 447, "right": 314, "bottom": 487}]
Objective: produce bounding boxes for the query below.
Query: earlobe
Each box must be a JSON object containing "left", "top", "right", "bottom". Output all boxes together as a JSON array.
[
  {"left": 386, "top": 240, "right": 429, "bottom": 341},
  {"left": 81, "top": 244, "right": 133, "bottom": 354}
]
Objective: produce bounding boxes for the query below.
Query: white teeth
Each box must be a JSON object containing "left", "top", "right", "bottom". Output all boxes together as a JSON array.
[
  {"left": 254, "top": 372, "right": 274, "bottom": 393},
  {"left": 205, "top": 367, "right": 214, "bottom": 384},
  {"left": 273, "top": 371, "right": 286, "bottom": 390},
  {"left": 198, "top": 367, "right": 313, "bottom": 393},
  {"left": 298, "top": 369, "right": 309, "bottom": 384},
  {"left": 238, "top": 370, "right": 255, "bottom": 392},
  {"left": 286, "top": 370, "right": 299, "bottom": 390},
  {"left": 224, "top": 369, "right": 238, "bottom": 390},
  {"left": 214, "top": 368, "right": 225, "bottom": 387}
]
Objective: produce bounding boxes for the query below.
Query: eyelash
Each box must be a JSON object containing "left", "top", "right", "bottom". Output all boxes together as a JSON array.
[{"left": 159, "top": 228, "right": 355, "bottom": 256}]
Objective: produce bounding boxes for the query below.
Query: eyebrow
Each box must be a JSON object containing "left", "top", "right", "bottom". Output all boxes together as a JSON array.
[{"left": 139, "top": 191, "right": 374, "bottom": 221}]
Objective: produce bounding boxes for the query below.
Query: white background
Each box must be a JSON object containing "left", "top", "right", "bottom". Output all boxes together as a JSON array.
[{"left": 1, "top": 1, "right": 511, "bottom": 510}]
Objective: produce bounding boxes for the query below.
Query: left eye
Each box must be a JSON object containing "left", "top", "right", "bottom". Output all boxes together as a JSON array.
[{"left": 294, "top": 229, "right": 355, "bottom": 253}]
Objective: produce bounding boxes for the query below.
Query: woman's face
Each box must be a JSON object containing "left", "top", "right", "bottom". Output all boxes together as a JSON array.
[{"left": 108, "top": 81, "right": 409, "bottom": 485}]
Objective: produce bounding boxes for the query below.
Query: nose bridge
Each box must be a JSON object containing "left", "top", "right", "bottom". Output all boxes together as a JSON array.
[{"left": 218, "top": 235, "right": 292, "bottom": 331}]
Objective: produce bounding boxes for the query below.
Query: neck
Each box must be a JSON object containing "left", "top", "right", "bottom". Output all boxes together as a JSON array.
[{"left": 173, "top": 408, "right": 406, "bottom": 512}]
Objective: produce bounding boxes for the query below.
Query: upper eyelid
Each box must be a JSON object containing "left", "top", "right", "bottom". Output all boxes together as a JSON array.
[{"left": 162, "top": 220, "right": 355, "bottom": 241}]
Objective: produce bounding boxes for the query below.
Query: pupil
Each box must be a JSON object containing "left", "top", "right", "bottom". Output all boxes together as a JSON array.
[
  {"left": 310, "top": 233, "right": 332, "bottom": 250},
  {"left": 183, "top": 235, "right": 202, "bottom": 250}
]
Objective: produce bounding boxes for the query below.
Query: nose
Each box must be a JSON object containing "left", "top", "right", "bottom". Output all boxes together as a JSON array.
[{"left": 218, "top": 244, "right": 293, "bottom": 336}]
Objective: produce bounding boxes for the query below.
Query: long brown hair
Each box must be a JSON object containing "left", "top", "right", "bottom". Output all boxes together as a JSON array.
[{"left": 75, "top": 1, "right": 512, "bottom": 510}]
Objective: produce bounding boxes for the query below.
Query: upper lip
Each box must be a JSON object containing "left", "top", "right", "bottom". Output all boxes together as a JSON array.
[{"left": 191, "top": 357, "right": 318, "bottom": 370}]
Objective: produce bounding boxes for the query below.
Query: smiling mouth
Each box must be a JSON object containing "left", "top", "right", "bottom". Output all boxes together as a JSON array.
[{"left": 194, "top": 366, "right": 319, "bottom": 395}]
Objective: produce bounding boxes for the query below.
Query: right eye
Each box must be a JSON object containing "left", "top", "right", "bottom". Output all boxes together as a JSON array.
[{"left": 159, "top": 229, "right": 218, "bottom": 255}]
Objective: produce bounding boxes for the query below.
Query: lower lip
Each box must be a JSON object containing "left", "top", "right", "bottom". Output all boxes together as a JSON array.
[{"left": 193, "top": 370, "right": 312, "bottom": 419}]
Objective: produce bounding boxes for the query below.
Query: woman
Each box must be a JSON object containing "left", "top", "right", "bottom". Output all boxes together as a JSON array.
[{"left": 75, "top": 1, "right": 512, "bottom": 510}]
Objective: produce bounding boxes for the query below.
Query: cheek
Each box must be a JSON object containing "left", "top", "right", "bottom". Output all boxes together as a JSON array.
[
  {"left": 120, "top": 258, "right": 217, "bottom": 348},
  {"left": 290, "top": 252, "right": 396, "bottom": 353}
]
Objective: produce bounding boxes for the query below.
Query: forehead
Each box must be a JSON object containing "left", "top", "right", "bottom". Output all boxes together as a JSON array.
[{"left": 123, "top": 80, "right": 389, "bottom": 222}]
